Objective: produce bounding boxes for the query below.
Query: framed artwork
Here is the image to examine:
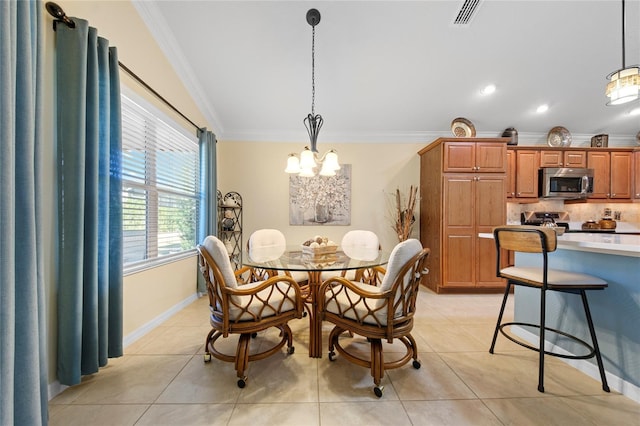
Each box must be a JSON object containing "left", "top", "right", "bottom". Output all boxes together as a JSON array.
[{"left": 289, "top": 164, "right": 351, "bottom": 226}]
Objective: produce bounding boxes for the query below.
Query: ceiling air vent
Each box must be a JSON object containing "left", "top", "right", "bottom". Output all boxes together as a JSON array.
[{"left": 453, "top": 0, "right": 482, "bottom": 26}]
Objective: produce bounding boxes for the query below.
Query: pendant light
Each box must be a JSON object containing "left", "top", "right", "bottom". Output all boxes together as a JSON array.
[
  {"left": 285, "top": 9, "right": 340, "bottom": 177},
  {"left": 606, "top": 0, "right": 640, "bottom": 105}
]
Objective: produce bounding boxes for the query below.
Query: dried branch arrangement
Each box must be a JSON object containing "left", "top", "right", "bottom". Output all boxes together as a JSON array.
[{"left": 393, "top": 185, "right": 418, "bottom": 242}]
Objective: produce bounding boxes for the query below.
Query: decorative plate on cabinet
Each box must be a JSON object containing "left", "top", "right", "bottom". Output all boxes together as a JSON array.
[
  {"left": 547, "top": 126, "right": 572, "bottom": 147},
  {"left": 451, "top": 117, "right": 476, "bottom": 137}
]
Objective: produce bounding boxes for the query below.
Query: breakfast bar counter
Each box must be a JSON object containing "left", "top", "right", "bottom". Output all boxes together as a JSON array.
[{"left": 480, "top": 230, "right": 640, "bottom": 401}]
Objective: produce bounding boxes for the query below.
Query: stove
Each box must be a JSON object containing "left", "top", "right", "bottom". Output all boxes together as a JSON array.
[{"left": 521, "top": 211, "right": 570, "bottom": 229}]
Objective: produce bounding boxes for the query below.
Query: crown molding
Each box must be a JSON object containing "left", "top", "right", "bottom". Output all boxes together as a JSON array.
[{"left": 131, "top": 1, "right": 224, "bottom": 135}]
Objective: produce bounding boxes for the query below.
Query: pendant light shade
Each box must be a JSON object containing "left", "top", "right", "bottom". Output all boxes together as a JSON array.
[{"left": 606, "top": 0, "right": 640, "bottom": 105}]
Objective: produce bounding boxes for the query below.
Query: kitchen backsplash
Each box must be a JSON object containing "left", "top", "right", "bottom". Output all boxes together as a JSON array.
[{"left": 507, "top": 201, "right": 640, "bottom": 224}]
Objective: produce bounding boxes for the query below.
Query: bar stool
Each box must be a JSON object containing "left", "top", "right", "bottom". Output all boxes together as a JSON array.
[{"left": 490, "top": 225, "right": 610, "bottom": 393}]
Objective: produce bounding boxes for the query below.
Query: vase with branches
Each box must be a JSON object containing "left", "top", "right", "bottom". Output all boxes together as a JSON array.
[{"left": 387, "top": 185, "right": 418, "bottom": 242}]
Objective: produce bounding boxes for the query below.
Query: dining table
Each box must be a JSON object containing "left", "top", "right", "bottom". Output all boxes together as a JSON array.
[{"left": 243, "top": 245, "right": 390, "bottom": 358}]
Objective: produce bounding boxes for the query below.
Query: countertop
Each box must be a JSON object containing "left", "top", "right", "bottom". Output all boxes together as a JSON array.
[{"left": 479, "top": 231, "right": 640, "bottom": 258}]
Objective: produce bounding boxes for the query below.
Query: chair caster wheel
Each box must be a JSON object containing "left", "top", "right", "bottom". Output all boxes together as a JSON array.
[
  {"left": 203, "top": 354, "right": 211, "bottom": 363},
  {"left": 287, "top": 346, "right": 295, "bottom": 355},
  {"left": 251, "top": 332, "right": 258, "bottom": 338},
  {"left": 412, "top": 360, "right": 421, "bottom": 369},
  {"left": 302, "top": 311, "right": 308, "bottom": 317},
  {"left": 237, "top": 377, "right": 247, "bottom": 388},
  {"left": 328, "top": 351, "right": 336, "bottom": 361},
  {"left": 373, "top": 386, "right": 384, "bottom": 398}
]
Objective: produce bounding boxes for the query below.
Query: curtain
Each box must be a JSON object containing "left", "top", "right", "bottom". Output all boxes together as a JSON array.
[
  {"left": 0, "top": 1, "right": 48, "bottom": 425},
  {"left": 55, "top": 18, "right": 123, "bottom": 386},
  {"left": 197, "top": 128, "right": 217, "bottom": 293}
]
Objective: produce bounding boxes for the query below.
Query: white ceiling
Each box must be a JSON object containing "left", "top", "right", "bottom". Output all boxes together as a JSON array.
[{"left": 134, "top": 0, "right": 640, "bottom": 144}]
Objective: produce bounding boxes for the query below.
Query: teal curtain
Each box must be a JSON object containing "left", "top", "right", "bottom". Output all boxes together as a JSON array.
[
  {"left": 197, "top": 128, "right": 217, "bottom": 293},
  {"left": 55, "top": 18, "right": 123, "bottom": 386},
  {"left": 0, "top": 0, "right": 48, "bottom": 424}
]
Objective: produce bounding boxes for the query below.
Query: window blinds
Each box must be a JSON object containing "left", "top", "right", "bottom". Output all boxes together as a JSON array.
[{"left": 121, "top": 93, "right": 200, "bottom": 267}]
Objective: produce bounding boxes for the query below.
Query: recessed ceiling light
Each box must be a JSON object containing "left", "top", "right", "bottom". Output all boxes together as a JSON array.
[
  {"left": 629, "top": 107, "right": 640, "bottom": 116},
  {"left": 480, "top": 84, "right": 496, "bottom": 95},
  {"left": 536, "top": 104, "right": 549, "bottom": 113}
]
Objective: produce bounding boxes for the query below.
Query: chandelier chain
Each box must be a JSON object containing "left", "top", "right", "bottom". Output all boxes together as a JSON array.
[{"left": 311, "top": 25, "right": 316, "bottom": 116}]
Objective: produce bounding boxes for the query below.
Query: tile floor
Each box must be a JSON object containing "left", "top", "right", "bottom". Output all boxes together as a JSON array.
[{"left": 49, "top": 289, "right": 640, "bottom": 425}]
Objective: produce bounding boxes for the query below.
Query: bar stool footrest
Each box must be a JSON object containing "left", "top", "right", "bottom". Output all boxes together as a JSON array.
[{"left": 499, "top": 321, "right": 596, "bottom": 360}]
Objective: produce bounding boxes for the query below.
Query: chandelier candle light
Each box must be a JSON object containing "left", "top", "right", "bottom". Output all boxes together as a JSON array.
[
  {"left": 606, "top": 0, "right": 640, "bottom": 105},
  {"left": 285, "top": 9, "right": 340, "bottom": 177}
]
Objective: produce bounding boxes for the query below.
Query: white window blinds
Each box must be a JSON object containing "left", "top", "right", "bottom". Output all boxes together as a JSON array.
[{"left": 121, "top": 93, "right": 200, "bottom": 268}]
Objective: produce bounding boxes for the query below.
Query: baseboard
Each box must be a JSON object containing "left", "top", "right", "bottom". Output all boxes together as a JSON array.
[
  {"left": 512, "top": 326, "right": 640, "bottom": 403},
  {"left": 122, "top": 292, "right": 199, "bottom": 347},
  {"left": 48, "top": 292, "right": 200, "bottom": 400}
]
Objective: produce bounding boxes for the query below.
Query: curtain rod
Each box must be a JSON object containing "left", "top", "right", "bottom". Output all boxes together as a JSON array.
[{"left": 45, "top": 1, "right": 203, "bottom": 134}]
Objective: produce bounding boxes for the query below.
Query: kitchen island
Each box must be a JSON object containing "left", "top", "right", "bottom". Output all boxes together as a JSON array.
[{"left": 481, "top": 231, "right": 640, "bottom": 402}]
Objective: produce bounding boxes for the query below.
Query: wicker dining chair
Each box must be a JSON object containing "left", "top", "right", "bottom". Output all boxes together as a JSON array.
[
  {"left": 197, "top": 235, "right": 304, "bottom": 388},
  {"left": 247, "top": 228, "right": 309, "bottom": 285},
  {"left": 321, "top": 230, "right": 384, "bottom": 285},
  {"left": 319, "top": 239, "right": 430, "bottom": 397}
]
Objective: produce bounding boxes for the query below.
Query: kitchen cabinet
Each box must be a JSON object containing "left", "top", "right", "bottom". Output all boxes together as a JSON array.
[
  {"left": 587, "top": 151, "right": 633, "bottom": 200},
  {"left": 635, "top": 151, "right": 640, "bottom": 200},
  {"left": 419, "top": 138, "right": 507, "bottom": 293},
  {"left": 506, "top": 148, "right": 539, "bottom": 201},
  {"left": 443, "top": 140, "right": 506, "bottom": 173},
  {"left": 514, "top": 150, "right": 539, "bottom": 199},
  {"left": 539, "top": 149, "right": 586, "bottom": 168}
]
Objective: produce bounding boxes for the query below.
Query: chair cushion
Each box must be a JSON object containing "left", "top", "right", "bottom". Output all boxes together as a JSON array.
[
  {"left": 379, "top": 239, "right": 423, "bottom": 292},
  {"left": 324, "top": 281, "right": 389, "bottom": 325},
  {"left": 500, "top": 266, "right": 607, "bottom": 287},
  {"left": 203, "top": 236, "right": 238, "bottom": 289},
  {"left": 341, "top": 230, "right": 380, "bottom": 260},
  {"left": 228, "top": 279, "right": 298, "bottom": 321}
]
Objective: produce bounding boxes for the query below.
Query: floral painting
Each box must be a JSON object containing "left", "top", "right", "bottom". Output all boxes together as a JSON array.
[{"left": 289, "top": 164, "right": 351, "bottom": 226}]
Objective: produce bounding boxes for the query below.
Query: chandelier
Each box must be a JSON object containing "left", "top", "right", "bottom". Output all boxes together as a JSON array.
[
  {"left": 605, "top": 0, "right": 639, "bottom": 105},
  {"left": 285, "top": 9, "right": 340, "bottom": 177}
]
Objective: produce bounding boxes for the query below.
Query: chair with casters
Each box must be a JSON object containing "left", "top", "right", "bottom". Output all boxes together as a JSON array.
[
  {"left": 319, "top": 238, "right": 430, "bottom": 397},
  {"left": 197, "top": 235, "right": 304, "bottom": 388},
  {"left": 490, "top": 225, "right": 610, "bottom": 393},
  {"left": 247, "top": 229, "right": 309, "bottom": 286},
  {"left": 322, "top": 230, "right": 384, "bottom": 285}
]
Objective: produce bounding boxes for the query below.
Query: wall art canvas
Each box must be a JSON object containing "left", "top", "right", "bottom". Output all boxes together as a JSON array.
[{"left": 289, "top": 164, "right": 351, "bottom": 226}]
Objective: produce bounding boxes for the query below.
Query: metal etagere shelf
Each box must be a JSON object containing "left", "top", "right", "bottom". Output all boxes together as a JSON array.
[{"left": 217, "top": 190, "right": 243, "bottom": 270}]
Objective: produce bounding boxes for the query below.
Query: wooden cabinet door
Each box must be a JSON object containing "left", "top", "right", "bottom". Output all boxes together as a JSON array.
[
  {"left": 443, "top": 176, "right": 474, "bottom": 288},
  {"left": 635, "top": 152, "right": 640, "bottom": 200},
  {"left": 539, "top": 150, "right": 586, "bottom": 167},
  {"left": 610, "top": 152, "right": 632, "bottom": 199},
  {"left": 506, "top": 150, "right": 515, "bottom": 198},
  {"left": 515, "top": 150, "right": 539, "bottom": 198},
  {"left": 443, "top": 142, "right": 475, "bottom": 172},
  {"left": 588, "top": 152, "right": 611, "bottom": 199},
  {"left": 539, "top": 150, "right": 563, "bottom": 167},
  {"left": 476, "top": 142, "right": 507, "bottom": 173},
  {"left": 475, "top": 176, "right": 506, "bottom": 287},
  {"left": 564, "top": 151, "right": 587, "bottom": 167}
]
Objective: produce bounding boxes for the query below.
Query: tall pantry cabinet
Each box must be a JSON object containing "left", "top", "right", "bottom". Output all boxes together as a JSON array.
[{"left": 419, "top": 138, "right": 508, "bottom": 293}]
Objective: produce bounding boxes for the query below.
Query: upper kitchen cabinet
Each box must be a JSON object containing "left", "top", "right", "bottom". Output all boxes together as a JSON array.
[
  {"left": 587, "top": 150, "right": 633, "bottom": 200},
  {"left": 506, "top": 148, "right": 539, "bottom": 201},
  {"left": 539, "top": 149, "right": 586, "bottom": 168},
  {"left": 635, "top": 151, "right": 640, "bottom": 201},
  {"left": 443, "top": 139, "right": 507, "bottom": 173}
]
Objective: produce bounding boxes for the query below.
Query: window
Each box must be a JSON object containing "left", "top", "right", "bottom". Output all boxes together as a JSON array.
[{"left": 121, "top": 91, "right": 200, "bottom": 271}]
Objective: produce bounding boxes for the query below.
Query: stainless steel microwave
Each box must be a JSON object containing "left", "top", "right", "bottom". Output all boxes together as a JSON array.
[{"left": 538, "top": 167, "right": 594, "bottom": 199}]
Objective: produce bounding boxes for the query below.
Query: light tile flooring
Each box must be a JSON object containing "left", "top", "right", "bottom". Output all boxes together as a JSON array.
[{"left": 49, "top": 289, "right": 640, "bottom": 425}]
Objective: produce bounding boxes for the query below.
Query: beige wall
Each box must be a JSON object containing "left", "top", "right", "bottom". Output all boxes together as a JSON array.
[{"left": 217, "top": 141, "right": 425, "bottom": 252}]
